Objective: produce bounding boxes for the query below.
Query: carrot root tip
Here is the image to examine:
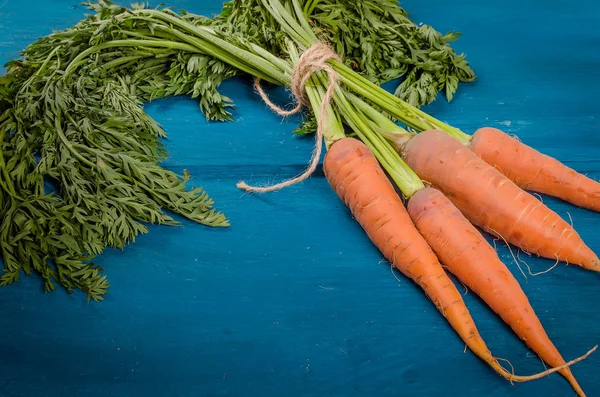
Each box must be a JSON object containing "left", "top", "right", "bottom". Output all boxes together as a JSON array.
[{"left": 500, "top": 345, "right": 597, "bottom": 384}]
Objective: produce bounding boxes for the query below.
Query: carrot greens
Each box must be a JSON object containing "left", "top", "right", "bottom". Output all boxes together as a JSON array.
[
  {"left": 0, "top": 0, "right": 475, "bottom": 300},
  {"left": 1, "top": 2, "right": 598, "bottom": 393},
  {"left": 216, "top": 0, "right": 475, "bottom": 107},
  {"left": 0, "top": 2, "right": 245, "bottom": 300}
]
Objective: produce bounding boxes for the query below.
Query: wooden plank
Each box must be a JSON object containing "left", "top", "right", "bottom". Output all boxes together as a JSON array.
[{"left": 0, "top": 1, "right": 599, "bottom": 396}]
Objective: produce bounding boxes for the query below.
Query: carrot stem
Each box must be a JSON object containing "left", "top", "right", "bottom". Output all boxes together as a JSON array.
[
  {"left": 309, "top": 72, "right": 424, "bottom": 197},
  {"left": 347, "top": 93, "right": 415, "bottom": 145},
  {"left": 331, "top": 62, "right": 472, "bottom": 144},
  {"left": 287, "top": 41, "right": 345, "bottom": 147},
  {"left": 257, "top": 0, "right": 472, "bottom": 144}
]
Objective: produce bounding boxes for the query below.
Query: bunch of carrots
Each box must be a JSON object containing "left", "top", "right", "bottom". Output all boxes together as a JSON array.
[
  {"left": 2, "top": 0, "right": 598, "bottom": 394},
  {"left": 219, "top": 2, "right": 600, "bottom": 395}
]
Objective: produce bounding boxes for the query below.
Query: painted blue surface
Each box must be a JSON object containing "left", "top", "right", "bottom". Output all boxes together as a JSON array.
[{"left": 1, "top": 1, "right": 599, "bottom": 396}]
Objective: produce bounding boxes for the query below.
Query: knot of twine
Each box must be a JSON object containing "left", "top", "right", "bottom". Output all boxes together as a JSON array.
[{"left": 236, "top": 43, "right": 341, "bottom": 193}]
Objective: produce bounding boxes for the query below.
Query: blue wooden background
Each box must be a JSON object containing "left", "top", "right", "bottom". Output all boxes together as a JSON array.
[{"left": 1, "top": 1, "right": 599, "bottom": 396}]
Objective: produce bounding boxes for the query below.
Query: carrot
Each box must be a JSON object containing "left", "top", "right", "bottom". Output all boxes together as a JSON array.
[
  {"left": 325, "top": 58, "right": 600, "bottom": 213},
  {"left": 407, "top": 186, "right": 593, "bottom": 396},
  {"left": 340, "top": 96, "right": 595, "bottom": 395},
  {"left": 401, "top": 129, "right": 600, "bottom": 272},
  {"left": 240, "top": 51, "right": 594, "bottom": 388},
  {"left": 323, "top": 136, "right": 590, "bottom": 384},
  {"left": 470, "top": 127, "right": 600, "bottom": 212}
]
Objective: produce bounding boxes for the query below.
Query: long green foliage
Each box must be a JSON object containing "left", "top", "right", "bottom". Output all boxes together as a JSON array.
[
  {"left": 216, "top": 0, "right": 475, "bottom": 107},
  {"left": 0, "top": 0, "right": 474, "bottom": 301},
  {"left": 0, "top": 1, "right": 233, "bottom": 301}
]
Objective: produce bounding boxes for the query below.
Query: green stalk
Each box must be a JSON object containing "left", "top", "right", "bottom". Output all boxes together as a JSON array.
[
  {"left": 123, "top": 27, "right": 184, "bottom": 43},
  {"left": 100, "top": 55, "right": 146, "bottom": 71},
  {"left": 309, "top": 71, "right": 424, "bottom": 197},
  {"left": 287, "top": 41, "right": 343, "bottom": 146},
  {"left": 54, "top": 116, "right": 97, "bottom": 169},
  {"left": 260, "top": 0, "right": 315, "bottom": 47},
  {"left": 278, "top": 18, "right": 425, "bottom": 197},
  {"left": 157, "top": 25, "right": 285, "bottom": 84},
  {"left": 0, "top": 149, "right": 19, "bottom": 200},
  {"left": 0, "top": 114, "right": 19, "bottom": 199},
  {"left": 132, "top": 10, "right": 289, "bottom": 85},
  {"left": 259, "top": 0, "right": 473, "bottom": 145},
  {"left": 303, "top": 78, "right": 345, "bottom": 147},
  {"left": 348, "top": 93, "right": 410, "bottom": 135},
  {"left": 291, "top": 0, "right": 318, "bottom": 41},
  {"left": 348, "top": 93, "right": 415, "bottom": 147},
  {"left": 332, "top": 62, "right": 472, "bottom": 144},
  {"left": 247, "top": 41, "right": 294, "bottom": 76},
  {"left": 303, "top": 81, "right": 344, "bottom": 146},
  {"left": 16, "top": 46, "right": 61, "bottom": 98},
  {"left": 335, "top": 89, "right": 424, "bottom": 198},
  {"left": 303, "top": 0, "right": 321, "bottom": 16},
  {"left": 62, "top": 25, "right": 287, "bottom": 87},
  {"left": 63, "top": 39, "right": 202, "bottom": 78}
]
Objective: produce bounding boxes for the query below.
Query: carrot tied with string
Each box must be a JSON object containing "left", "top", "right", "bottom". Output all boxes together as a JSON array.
[
  {"left": 336, "top": 92, "right": 597, "bottom": 396},
  {"left": 323, "top": 137, "right": 595, "bottom": 391}
]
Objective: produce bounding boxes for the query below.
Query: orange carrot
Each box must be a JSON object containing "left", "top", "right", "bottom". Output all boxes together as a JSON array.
[
  {"left": 407, "top": 187, "right": 592, "bottom": 396},
  {"left": 470, "top": 127, "right": 600, "bottom": 212},
  {"left": 400, "top": 129, "right": 600, "bottom": 272},
  {"left": 323, "top": 136, "right": 590, "bottom": 384},
  {"left": 323, "top": 48, "right": 599, "bottom": 212}
]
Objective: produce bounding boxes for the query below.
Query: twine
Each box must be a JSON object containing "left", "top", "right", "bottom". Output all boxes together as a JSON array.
[{"left": 236, "top": 43, "right": 341, "bottom": 193}]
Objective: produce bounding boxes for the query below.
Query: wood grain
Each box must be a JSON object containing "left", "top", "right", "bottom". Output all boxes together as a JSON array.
[{"left": 0, "top": 1, "right": 599, "bottom": 396}]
